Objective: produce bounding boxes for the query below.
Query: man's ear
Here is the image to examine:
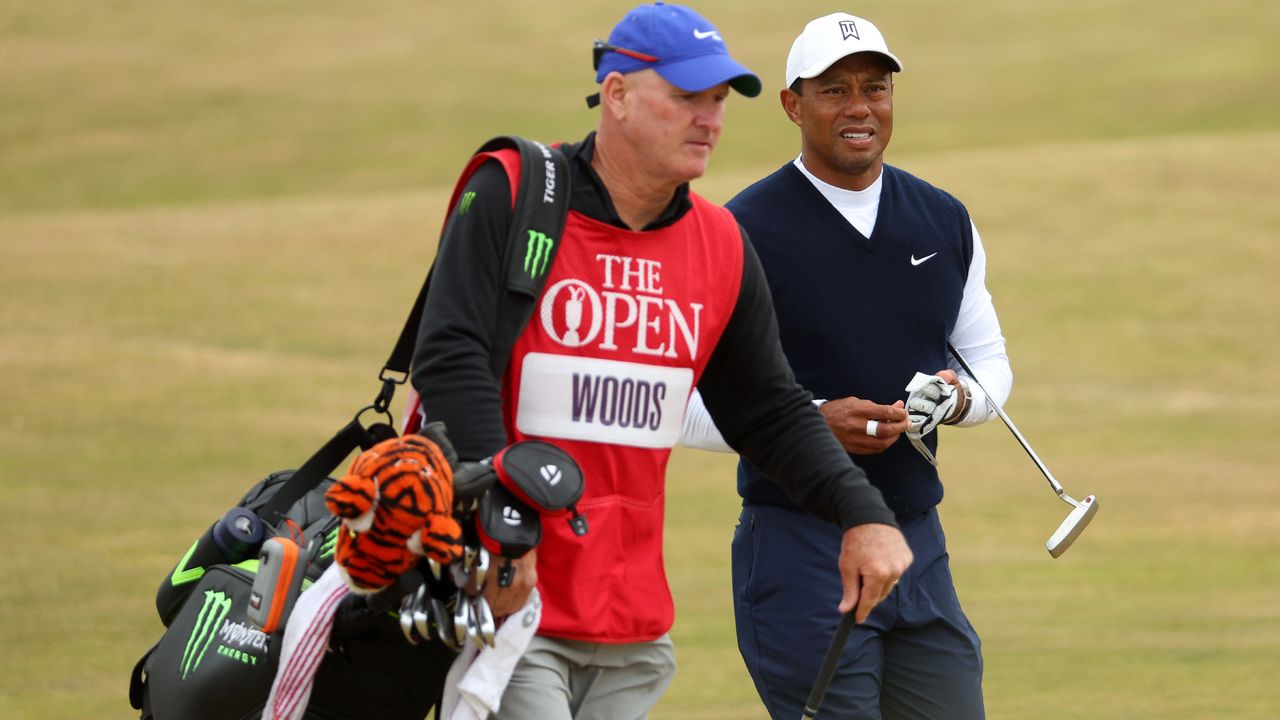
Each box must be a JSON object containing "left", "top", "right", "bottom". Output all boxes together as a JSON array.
[
  {"left": 780, "top": 86, "right": 802, "bottom": 127},
  {"left": 600, "top": 72, "right": 629, "bottom": 118}
]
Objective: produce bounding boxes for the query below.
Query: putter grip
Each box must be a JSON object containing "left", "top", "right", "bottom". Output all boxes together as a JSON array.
[{"left": 802, "top": 610, "right": 857, "bottom": 719}]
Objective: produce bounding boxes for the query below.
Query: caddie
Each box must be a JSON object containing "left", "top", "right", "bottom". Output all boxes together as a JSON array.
[{"left": 411, "top": 3, "right": 913, "bottom": 718}]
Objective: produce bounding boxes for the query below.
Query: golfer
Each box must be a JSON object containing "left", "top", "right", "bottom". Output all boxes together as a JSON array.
[
  {"left": 682, "top": 12, "right": 1012, "bottom": 719},
  {"left": 411, "top": 3, "right": 912, "bottom": 718}
]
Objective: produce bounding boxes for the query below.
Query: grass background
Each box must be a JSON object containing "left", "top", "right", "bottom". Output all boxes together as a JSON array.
[{"left": 2, "top": 0, "right": 1279, "bottom": 717}]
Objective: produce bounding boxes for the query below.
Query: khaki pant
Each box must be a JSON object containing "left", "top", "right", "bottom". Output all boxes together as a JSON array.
[{"left": 491, "top": 634, "right": 676, "bottom": 720}]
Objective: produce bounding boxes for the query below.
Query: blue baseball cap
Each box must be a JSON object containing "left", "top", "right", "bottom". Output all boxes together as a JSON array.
[{"left": 593, "top": 2, "right": 761, "bottom": 99}]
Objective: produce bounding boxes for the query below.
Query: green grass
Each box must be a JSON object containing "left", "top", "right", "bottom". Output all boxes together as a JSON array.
[{"left": 3, "top": 1, "right": 1279, "bottom": 718}]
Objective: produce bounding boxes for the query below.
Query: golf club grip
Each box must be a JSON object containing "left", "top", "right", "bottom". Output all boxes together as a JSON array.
[{"left": 801, "top": 610, "right": 857, "bottom": 719}]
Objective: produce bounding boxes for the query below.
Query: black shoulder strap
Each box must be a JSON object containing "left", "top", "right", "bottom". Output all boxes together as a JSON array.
[
  {"left": 260, "top": 136, "right": 571, "bottom": 524},
  {"left": 482, "top": 136, "right": 571, "bottom": 378},
  {"left": 383, "top": 135, "right": 570, "bottom": 380}
]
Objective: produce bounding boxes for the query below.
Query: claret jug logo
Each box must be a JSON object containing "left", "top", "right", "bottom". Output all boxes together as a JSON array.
[{"left": 539, "top": 253, "right": 703, "bottom": 360}]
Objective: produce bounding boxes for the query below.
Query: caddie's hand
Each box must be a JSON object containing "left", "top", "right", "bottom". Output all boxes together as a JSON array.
[
  {"left": 837, "top": 523, "right": 913, "bottom": 624},
  {"left": 819, "top": 397, "right": 910, "bottom": 455},
  {"left": 481, "top": 551, "right": 538, "bottom": 620}
]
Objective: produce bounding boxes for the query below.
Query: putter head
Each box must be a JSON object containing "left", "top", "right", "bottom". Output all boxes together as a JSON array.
[{"left": 1046, "top": 495, "right": 1098, "bottom": 558}]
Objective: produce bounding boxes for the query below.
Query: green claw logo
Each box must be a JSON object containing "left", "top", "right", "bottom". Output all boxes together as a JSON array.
[
  {"left": 180, "top": 590, "right": 233, "bottom": 679},
  {"left": 524, "top": 230, "right": 555, "bottom": 278},
  {"left": 459, "top": 191, "right": 477, "bottom": 215}
]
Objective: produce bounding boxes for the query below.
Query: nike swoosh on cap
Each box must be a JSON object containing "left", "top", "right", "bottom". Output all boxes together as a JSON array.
[
  {"left": 693, "top": 29, "right": 721, "bottom": 40},
  {"left": 910, "top": 252, "right": 938, "bottom": 266}
]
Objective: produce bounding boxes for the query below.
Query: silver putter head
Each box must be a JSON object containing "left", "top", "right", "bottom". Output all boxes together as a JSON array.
[{"left": 1046, "top": 495, "right": 1098, "bottom": 558}]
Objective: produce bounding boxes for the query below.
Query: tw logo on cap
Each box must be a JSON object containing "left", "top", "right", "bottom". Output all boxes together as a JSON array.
[{"left": 840, "top": 20, "right": 860, "bottom": 41}]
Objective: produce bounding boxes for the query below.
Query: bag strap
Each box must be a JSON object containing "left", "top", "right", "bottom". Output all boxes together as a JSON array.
[
  {"left": 483, "top": 136, "right": 570, "bottom": 378},
  {"left": 261, "top": 137, "right": 571, "bottom": 525},
  {"left": 384, "top": 136, "right": 569, "bottom": 381},
  {"left": 257, "top": 418, "right": 397, "bottom": 526}
]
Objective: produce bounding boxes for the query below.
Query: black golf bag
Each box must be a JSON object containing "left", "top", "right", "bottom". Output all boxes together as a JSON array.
[{"left": 129, "top": 136, "right": 572, "bottom": 719}]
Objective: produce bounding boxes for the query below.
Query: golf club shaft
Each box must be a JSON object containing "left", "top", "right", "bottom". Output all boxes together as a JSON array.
[
  {"left": 946, "top": 342, "right": 1068, "bottom": 500},
  {"left": 801, "top": 610, "right": 856, "bottom": 719}
]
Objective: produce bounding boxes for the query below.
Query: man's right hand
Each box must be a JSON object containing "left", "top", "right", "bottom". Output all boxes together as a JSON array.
[
  {"left": 819, "top": 397, "right": 910, "bottom": 454},
  {"left": 837, "top": 523, "right": 913, "bottom": 624},
  {"left": 470, "top": 551, "right": 538, "bottom": 621}
]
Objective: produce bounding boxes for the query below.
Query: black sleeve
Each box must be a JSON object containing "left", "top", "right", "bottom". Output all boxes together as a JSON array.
[
  {"left": 410, "top": 161, "right": 513, "bottom": 461},
  {"left": 696, "top": 227, "right": 897, "bottom": 530}
]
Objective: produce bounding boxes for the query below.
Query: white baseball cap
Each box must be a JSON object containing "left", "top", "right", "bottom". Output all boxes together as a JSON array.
[{"left": 785, "top": 13, "right": 903, "bottom": 88}]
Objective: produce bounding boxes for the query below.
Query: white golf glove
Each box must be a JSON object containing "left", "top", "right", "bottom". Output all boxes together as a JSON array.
[
  {"left": 903, "top": 372, "right": 959, "bottom": 466},
  {"left": 904, "top": 372, "right": 958, "bottom": 437}
]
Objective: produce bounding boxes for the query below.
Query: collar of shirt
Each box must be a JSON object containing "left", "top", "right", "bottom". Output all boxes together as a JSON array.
[
  {"left": 793, "top": 156, "right": 882, "bottom": 239},
  {"left": 559, "top": 132, "right": 693, "bottom": 231}
]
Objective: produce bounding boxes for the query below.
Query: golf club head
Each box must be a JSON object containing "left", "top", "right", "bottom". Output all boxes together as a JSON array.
[
  {"left": 411, "top": 585, "right": 432, "bottom": 641},
  {"left": 1046, "top": 495, "right": 1098, "bottom": 558},
  {"left": 398, "top": 593, "right": 420, "bottom": 645},
  {"left": 429, "top": 597, "right": 458, "bottom": 650},
  {"left": 469, "top": 596, "right": 496, "bottom": 648},
  {"left": 452, "top": 591, "right": 471, "bottom": 648}
]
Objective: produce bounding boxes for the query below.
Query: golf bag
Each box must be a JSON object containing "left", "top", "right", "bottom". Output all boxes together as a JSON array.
[{"left": 129, "top": 136, "right": 572, "bottom": 719}]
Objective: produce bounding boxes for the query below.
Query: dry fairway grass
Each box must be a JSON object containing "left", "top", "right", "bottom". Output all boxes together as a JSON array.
[{"left": 3, "top": 0, "right": 1279, "bottom": 717}]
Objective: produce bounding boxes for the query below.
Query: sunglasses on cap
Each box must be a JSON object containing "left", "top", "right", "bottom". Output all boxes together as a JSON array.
[{"left": 586, "top": 39, "right": 660, "bottom": 108}]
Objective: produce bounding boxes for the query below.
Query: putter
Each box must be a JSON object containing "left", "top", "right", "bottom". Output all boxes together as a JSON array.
[
  {"left": 947, "top": 342, "right": 1099, "bottom": 557},
  {"left": 802, "top": 610, "right": 856, "bottom": 719}
]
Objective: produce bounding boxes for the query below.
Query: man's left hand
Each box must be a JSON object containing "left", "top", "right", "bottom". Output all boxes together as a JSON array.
[{"left": 904, "top": 370, "right": 962, "bottom": 436}]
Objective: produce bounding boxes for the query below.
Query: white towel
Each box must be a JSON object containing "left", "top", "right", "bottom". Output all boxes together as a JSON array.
[
  {"left": 442, "top": 589, "right": 543, "bottom": 720},
  {"left": 262, "top": 563, "right": 350, "bottom": 720}
]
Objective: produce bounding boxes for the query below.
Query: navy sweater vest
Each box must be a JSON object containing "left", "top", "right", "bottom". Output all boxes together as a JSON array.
[{"left": 729, "top": 163, "right": 974, "bottom": 519}]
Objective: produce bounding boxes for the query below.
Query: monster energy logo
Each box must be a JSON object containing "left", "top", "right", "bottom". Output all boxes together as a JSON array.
[
  {"left": 181, "top": 590, "right": 233, "bottom": 680},
  {"left": 458, "top": 191, "right": 476, "bottom": 215},
  {"left": 524, "top": 230, "right": 554, "bottom": 278}
]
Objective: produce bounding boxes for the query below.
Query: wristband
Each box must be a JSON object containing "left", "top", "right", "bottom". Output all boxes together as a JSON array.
[{"left": 943, "top": 379, "right": 970, "bottom": 425}]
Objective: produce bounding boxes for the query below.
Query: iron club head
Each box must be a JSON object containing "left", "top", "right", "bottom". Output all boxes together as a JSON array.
[
  {"left": 399, "top": 592, "right": 420, "bottom": 645},
  {"left": 1046, "top": 495, "right": 1098, "bottom": 558}
]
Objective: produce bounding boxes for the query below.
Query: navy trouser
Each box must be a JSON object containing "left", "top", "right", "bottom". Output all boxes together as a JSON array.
[{"left": 732, "top": 505, "right": 984, "bottom": 720}]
